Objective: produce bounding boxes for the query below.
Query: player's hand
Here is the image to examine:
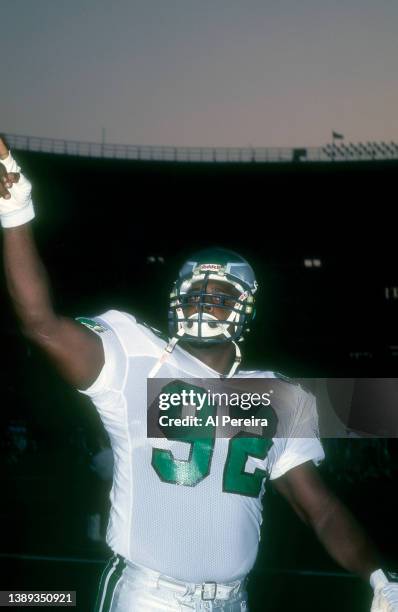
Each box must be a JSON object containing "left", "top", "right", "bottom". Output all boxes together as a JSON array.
[
  {"left": 0, "top": 138, "right": 20, "bottom": 200},
  {"left": 0, "top": 137, "right": 35, "bottom": 228},
  {"left": 370, "top": 570, "right": 398, "bottom": 611}
]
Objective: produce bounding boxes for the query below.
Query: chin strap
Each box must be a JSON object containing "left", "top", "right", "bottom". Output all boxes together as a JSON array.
[
  {"left": 147, "top": 328, "right": 186, "bottom": 378},
  {"left": 147, "top": 330, "right": 241, "bottom": 379},
  {"left": 226, "top": 340, "right": 241, "bottom": 377}
]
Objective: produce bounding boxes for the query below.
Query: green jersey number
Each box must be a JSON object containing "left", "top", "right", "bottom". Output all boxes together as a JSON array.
[
  {"left": 151, "top": 381, "right": 215, "bottom": 487},
  {"left": 151, "top": 381, "right": 272, "bottom": 497}
]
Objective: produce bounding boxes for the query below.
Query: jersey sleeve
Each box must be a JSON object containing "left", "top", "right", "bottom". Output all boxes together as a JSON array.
[
  {"left": 268, "top": 387, "right": 325, "bottom": 480},
  {"left": 74, "top": 312, "right": 127, "bottom": 399}
]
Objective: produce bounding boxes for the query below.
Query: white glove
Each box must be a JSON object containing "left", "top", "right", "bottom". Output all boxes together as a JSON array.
[
  {"left": 370, "top": 569, "right": 398, "bottom": 612},
  {"left": 0, "top": 150, "right": 35, "bottom": 228}
]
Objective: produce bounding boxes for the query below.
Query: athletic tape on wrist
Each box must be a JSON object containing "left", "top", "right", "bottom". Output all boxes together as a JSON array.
[
  {"left": 1, "top": 200, "right": 35, "bottom": 228},
  {"left": 0, "top": 150, "right": 35, "bottom": 228}
]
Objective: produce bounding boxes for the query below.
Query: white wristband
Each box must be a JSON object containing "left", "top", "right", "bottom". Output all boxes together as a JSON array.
[
  {"left": 0, "top": 150, "right": 36, "bottom": 228},
  {"left": 1, "top": 200, "right": 35, "bottom": 228}
]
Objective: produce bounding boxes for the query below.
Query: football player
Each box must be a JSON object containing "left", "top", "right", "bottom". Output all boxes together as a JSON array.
[{"left": 1, "top": 139, "right": 398, "bottom": 612}]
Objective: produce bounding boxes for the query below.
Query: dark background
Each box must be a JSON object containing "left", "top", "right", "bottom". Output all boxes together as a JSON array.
[{"left": 0, "top": 150, "right": 397, "bottom": 611}]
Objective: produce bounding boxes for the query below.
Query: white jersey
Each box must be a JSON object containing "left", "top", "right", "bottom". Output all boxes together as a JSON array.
[{"left": 77, "top": 309, "right": 324, "bottom": 583}]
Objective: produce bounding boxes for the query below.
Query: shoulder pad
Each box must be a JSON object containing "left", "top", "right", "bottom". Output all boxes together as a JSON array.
[
  {"left": 135, "top": 317, "right": 169, "bottom": 343},
  {"left": 273, "top": 371, "right": 298, "bottom": 385},
  {"left": 273, "top": 372, "right": 314, "bottom": 395}
]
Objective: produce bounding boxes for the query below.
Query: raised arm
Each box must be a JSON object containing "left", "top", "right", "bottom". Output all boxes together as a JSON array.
[{"left": 0, "top": 138, "right": 104, "bottom": 390}]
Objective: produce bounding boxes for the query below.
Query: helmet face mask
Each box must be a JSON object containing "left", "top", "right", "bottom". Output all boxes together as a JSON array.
[{"left": 168, "top": 248, "right": 258, "bottom": 345}]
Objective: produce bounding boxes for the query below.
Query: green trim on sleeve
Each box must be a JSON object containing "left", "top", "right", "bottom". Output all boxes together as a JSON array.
[{"left": 75, "top": 317, "right": 108, "bottom": 334}]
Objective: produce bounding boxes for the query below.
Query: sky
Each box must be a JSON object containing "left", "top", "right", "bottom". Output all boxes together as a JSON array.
[{"left": 3, "top": 0, "right": 398, "bottom": 148}]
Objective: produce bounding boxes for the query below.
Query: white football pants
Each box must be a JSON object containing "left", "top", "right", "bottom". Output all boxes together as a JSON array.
[{"left": 94, "top": 554, "right": 249, "bottom": 611}]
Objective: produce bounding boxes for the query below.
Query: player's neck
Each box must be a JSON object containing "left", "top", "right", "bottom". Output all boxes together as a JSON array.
[{"left": 181, "top": 341, "right": 238, "bottom": 376}]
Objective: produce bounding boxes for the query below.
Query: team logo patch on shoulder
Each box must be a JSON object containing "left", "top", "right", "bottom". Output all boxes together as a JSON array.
[{"left": 76, "top": 317, "right": 108, "bottom": 333}]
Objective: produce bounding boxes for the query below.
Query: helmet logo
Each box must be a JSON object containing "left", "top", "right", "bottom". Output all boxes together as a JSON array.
[{"left": 199, "top": 263, "right": 223, "bottom": 272}]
